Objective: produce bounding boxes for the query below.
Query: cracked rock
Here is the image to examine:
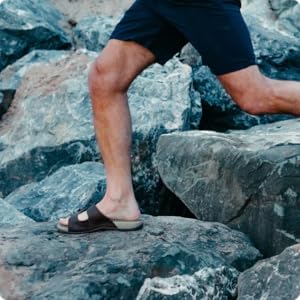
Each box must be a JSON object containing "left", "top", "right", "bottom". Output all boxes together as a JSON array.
[
  {"left": 238, "top": 244, "right": 300, "bottom": 300},
  {"left": 157, "top": 118, "right": 300, "bottom": 256}
]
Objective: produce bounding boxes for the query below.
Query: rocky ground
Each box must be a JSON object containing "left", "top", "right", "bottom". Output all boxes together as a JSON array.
[{"left": 0, "top": 0, "right": 300, "bottom": 299}]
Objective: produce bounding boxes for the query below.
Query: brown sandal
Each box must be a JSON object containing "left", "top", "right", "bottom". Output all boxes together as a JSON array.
[{"left": 57, "top": 205, "right": 143, "bottom": 234}]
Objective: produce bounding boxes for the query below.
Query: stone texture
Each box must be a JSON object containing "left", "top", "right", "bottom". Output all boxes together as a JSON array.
[
  {"left": 137, "top": 266, "right": 238, "bottom": 300},
  {"left": 5, "top": 162, "right": 106, "bottom": 222},
  {"left": 238, "top": 244, "right": 300, "bottom": 300},
  {"left": 0, "top": 49, "right": 201, "bottom": 215},
  {"left": 274, "top": 1, "right": 300, "bottom": 38},
  {"left": 0, "top": 215, "right": 261, "bottom": 300},
  {"left": 157, "top": 118, "right": 300, "bottom": 256},
  {"left": 0, "top": 198, "right": 34, "bottom": 226},
  {"left": 0, "top": 0, "right": 71, "bottom": 71},
  {"left": 73, "top": 15, "right": 118, "bottom": 52},
  {"left": 193, "top": 15, "right": 300, "bottom": 131},
  {"left": 49, "top": 0, "right": 133, "bottom": 22}
]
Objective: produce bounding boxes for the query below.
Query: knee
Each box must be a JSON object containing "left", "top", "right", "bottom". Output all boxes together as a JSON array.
[
  {"left": 233, "top": 77, "right": 277, "bottom": 115},
  {"left": 88, "top": 57, "right": 126, "bottom": 99}
]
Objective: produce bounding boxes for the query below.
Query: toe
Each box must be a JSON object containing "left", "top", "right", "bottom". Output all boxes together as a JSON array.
[{"left": 59, "top": 217, "right": 69, "bottom": 226}]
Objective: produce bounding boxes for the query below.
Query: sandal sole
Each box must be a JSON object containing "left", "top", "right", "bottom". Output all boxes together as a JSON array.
[{"left": 56, "top": 221, "right": 143, "bottom": 234}]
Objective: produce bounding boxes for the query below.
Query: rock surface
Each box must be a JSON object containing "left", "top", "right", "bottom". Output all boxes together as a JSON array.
[
  {"left": 242, "top": 0, "right": 300, "bottom": 38},
  {"left": 193, "top": 15, "right": 300, "bottom": 131},
  {"left": 49, "top": 0, "right": 133, "bottom": 21},
  {"left": 157, "top": 118, "right": 300, "bottom": 256},
  {"left": 0, "top": 49, "right": 201, "bottom": 215},
  {"left": 0, "top": 198, "right": 34, "bottom": 226},
  {"left": 137, "top": 266, "right": 238, "bottom": 299},
  {"left": 0, "top": 0, "right": 71, "bottom": 71},
  {"left": 0, "top": 215, "right": 261, "bottom": 299},
  {"left": 73, "top": 15, "right": 117, "bottom": 52},
  {"left": 5, "top": 162, "right": 106, "bottom": 222},
  {"left": 238, "top": 244, "right": 300, "bottom": 300}
]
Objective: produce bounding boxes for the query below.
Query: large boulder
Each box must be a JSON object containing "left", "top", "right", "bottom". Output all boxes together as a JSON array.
[
  {"left": 193, "top": 15, "right": 300, "bottom": 131},
  {"left": 157, "top": 118, "right": 300, "bottom": 256},
  {"left": 0, "top": 0, "right": 71, "bottom": 72},
  {"left": 0, "top": 49, "right": 201, "bottom": 214},
  {"left": 0, "top": 215, "right": 261, "bottom": 299},
  {"left": 238, "top": 244, "right": 300, "bottom": 300},
  {"left": 4, "top": 162, "right": 106, "bottom": 222}
]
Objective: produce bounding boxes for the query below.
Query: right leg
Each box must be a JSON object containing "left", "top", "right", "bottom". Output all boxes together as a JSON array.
[{"left": 59, "top": 39, "right": 155, "bottom": 226}]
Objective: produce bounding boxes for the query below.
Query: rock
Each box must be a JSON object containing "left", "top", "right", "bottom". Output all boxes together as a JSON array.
[
  {"left": 193, "top": 15, "right": 300, "bottom": 131},
  {"left": 137, "top": 266, "right": 238, "bottom": 299},
  {"left": 0, "top": 215, "right": 261, "bottom": 299},
  {"left": 0, "top": 50, "right": 69, "bottom": 117},
  {"left": 157, "top": 118, "right": 300, "bottom": 256},
  {"left": 0, "top": 0, "right": 71, "bottom": 71},
  {"left": 238, "top": 244, "right": 300, "bottom": 300},
  {"left": 73, "top": 15, "right": 118, "bottom": 51},
  {"left": 270, "top": 0, "right": 300, "bottom": 38},
  {"left": 0, "top": 49, "right": 69, "bottom": 92},
  {"left": 5, "top": 162, "right": 106, "bottom": 222},
  {"left": 0, "top": 49, "right": 201, "bottom": 215},
  {"left": 49, "top": 0, "right": 133, "bottom": 22},
  {"left": 0, "top": 198, "right": 34, "bottom": 226}
]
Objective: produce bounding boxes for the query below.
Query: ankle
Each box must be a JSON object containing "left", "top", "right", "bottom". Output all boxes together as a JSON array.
[{"left": 103, "top": 192, "right": 137, "bottom": 206}]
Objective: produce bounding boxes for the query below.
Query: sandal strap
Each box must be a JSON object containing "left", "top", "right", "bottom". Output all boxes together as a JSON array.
[
  {"left": 87, "top": 205, "right": 117, "bottom": 228},
  {"left": 68, "top": 205, "right": 117, "bottom": 232}
]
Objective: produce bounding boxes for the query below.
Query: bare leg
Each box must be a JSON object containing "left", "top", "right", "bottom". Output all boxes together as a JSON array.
[
  {"left": 218, "top": 65, "right": 300, "bottom": 116},
  {"left": 59, "top": 40, "right": 155, "bottom": 225}
]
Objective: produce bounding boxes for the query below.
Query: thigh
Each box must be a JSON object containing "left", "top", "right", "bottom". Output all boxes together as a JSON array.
[
  {"left": 217, "top": 65, "right": 267, "bottom": 105},
  {"left": 157, "top": 0, "right": 256, "bottom": 75}
]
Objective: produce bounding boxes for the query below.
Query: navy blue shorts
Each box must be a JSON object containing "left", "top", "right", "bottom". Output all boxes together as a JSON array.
[{"left": 110, "top": 0, "right": 256, "bottom": 75}]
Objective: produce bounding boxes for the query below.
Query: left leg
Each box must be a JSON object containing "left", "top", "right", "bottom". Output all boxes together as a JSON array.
[{"left": 218, "top": 65, "right": 300, "bottom": 116}]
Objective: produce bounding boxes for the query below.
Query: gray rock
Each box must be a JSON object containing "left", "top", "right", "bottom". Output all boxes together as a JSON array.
[
  {"left": 0, "top": 198, "right": 34, "bottom": 226},
  {"left": 5, "top": 162, "right": 106, "bottom": 222},
  {"left": 49, "top": 0, "right": 133, "bottom": 21},
  {"left": 73, "top": 15, "right": 118, "bottom": 51},
  {"left": 270, "top": 0, "right": 300, "bottom": 38},
  {"left": 0, "top": 215, "right": 261, "bottom": 299},
  {"left": 0, "top": 50, "right": 69, "bottom": 118},
  {"left": 0, "top": 49, "right": 69, "bottom": 92},
  {"left": 0, "top": 0, "right": 71, "bottom": 71},
  {"left": 192, "top": 15, "right": 300, "bottom": 131},
  {"left": 0, "top": 49, "right": 201, "bottom": 215},
  {"left": 137, "top": 266, "right": 238, "bottom": 300},
  {"left": 238, "top": 244, "right": 300, "bottom": 300},
  {"left": 157, "top": 118, "right": 300, "bottom": 256}
]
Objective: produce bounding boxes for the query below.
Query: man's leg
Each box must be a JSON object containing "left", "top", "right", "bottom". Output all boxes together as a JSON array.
[
  {"left": 218, "top": 65, "right": 300, "bottom": 116},
  {"left": 59, "top": 39, "right": 155, "bottom": 226}
]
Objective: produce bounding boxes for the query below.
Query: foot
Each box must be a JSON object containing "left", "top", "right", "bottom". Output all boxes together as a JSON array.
[{"left": 59, "top": 195, "right": 141, "bottom": 226}]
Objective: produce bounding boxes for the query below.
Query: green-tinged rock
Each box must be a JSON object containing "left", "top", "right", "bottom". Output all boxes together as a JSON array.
[
  {"left": 0, "top": 216, "right": 261, "bottom": 299},
  {"left": 5, "top": 162, "right": 106, "bottom": 222},
  {"left": 0, "top": 0, "right": 71, "bottom": 71}
]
